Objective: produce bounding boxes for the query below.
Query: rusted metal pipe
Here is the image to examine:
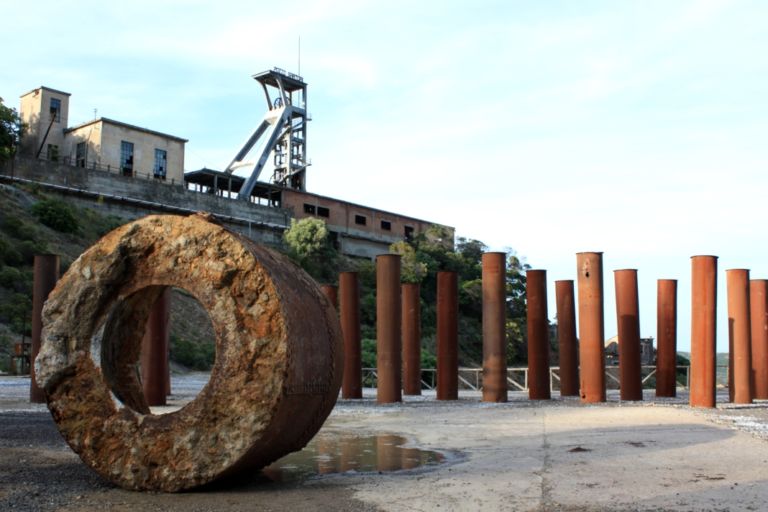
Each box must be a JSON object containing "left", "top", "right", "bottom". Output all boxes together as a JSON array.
[
  {"left": 690, "top": 255, "right": 717, "bottom": 408},
  {"left": 339, "top": 271, "right": 362, "bottom": 399},
  {"left": 727, "top": 269, "right": 753, "bottom": 404},
  {"left": 31, "top": 254, "right": 59, "bottom": 403},
  {"left": 37, "top": 213, "right": 343, "bottom": 491},
  {"left": 320, "top": 284, "right": 338, "bottom": 309},
  {"left": 482, "top": 252, "right": 507, "bottom": 402},
  {"left": 140, "top": 288, "right": 170, "bottom": 406},
  {"left": 376, "top": 254, "right": 402, "bottom": 403},
  {"left": 401, "top": 283, "right": 421, "bottom": 396},
  {"left": 750, "top": 279, "right": 768, "bottom": 399},
  {"left": 555, "top": 280, "right": 579, "bottom": 397},
  {"left": 437, "top": 271, "right": 458, "bottom": 400},
  {"left": 526, "top": 270, "right": 551, "bottom": 400},
  {"left": 614, "top": 269, "right": 642, "bottom": 401},
  {"left": 656, "top": 279, "right": 678, "bottom": 398},
  {"left": 576, "top": 252, "right": 606, "bottom": 403}
]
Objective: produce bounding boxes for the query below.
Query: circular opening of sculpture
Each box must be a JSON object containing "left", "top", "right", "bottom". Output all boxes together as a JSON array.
[{"left": 92, "top": 286, "right": 215, "bottom": 415}]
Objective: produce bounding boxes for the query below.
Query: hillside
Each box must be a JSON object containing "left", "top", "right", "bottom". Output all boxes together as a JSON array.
[{"left": 0, "top": 182, "right": 214, "bottom": 373}]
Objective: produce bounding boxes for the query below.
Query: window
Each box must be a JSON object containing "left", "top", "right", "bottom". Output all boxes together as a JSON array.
[
  {"left": 46, "top": 144, "right": 59, "bottom": 162},
  {"left": 404, "top": 225, "right": 414, "bottom": 240},
  {"left": 120, "top": 141, "right": 134, "bottom": 176},
  {"left": 75, "top": 142, "right": 86, "bottom": 168},
  {"left": 354, "top": 214, "right": 366, "bottom": 226},
  {"left": 153, "top": 149, "right": 167, "bottom": 179},
  {"left": 49, "top": 98, "right": 61, "bottom": 122},
  {"left": 380, "top": 220, "right": 391, "bottom": 231},
  {"left": 317, "top": 206, "right": 330, "bottom": 218},
  {"left": 304, "top": 203, "right": 316, "bottom": 214}
]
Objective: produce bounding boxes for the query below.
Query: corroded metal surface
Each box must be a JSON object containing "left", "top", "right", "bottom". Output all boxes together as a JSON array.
[
  {"left": 656, "top": 279, "right": 678, "bottom": 398},
  {"left": 339, "top": 271, "right": 362, "bottom": 399},
  {"left": 555, "top": 280, "right": 579, "bottom": 397},
  {"left": 376, "top": 254, "right": 402, "bottom": 403},
  {"left": 576, "top": 252, "right": 606, "bottom": 403},
  {"left": 436, "top": 271, "right": 458, "bottom": 400},
  {"left": 727, "top": 269, "right": 753, "bottom": 404},
  {"left": 139, "top": 288, "right": 170, "bottom": 406},
  {"left": 36, "top": 213, "right": 343, "bottom": 492},
  {"left": 750, "top": 280, "right": 768, "bottom": 399},
  {"left": 614, "top": 269, "right": 642, "bottom": 401},
  {"left": 690, "top": 255, "right": 717, "bottom": 408},
  {"left": 402, "top": 283, "right": 422, "bottom": 396},
  {"left": 482, "top": 252, "right": 507, "bottom": 402},
  {"left": 526, "top": 270, "right": 550, "bottom": 400}
]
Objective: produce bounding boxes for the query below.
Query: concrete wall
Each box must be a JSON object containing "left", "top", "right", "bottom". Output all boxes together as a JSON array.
[
  {"left": 0, "top": 157, "right": 290, "bottom": 247},
  {"left": 19, "top": 87, "right": 70, "bottom": 159},
  {"left": 98, "top": 122, "right": 185, "bottom": 183}
]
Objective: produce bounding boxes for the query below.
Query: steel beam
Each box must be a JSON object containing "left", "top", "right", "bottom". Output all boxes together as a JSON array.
[
  {"left": 690, "top": 255, "right": 717, "bottom": 408},
  {"left": 656, "top": 279, "right": 678, "bottom": 398},
  {"left": 576, "top": 252, "right": 606, "bottom": 403},
  {"left": 614, "top": 269, "right": 642, "bottom": 401},
  {"left": 401, "top": 283, "right": 422, "bottom": 396},
  {"left": 340, "top": 272, "right": 362, "bottom": 399},
  {"left": 727, "top": 269, "right": 753, "bottom": 404},
  {"left": 437, "top": 271, "right": 458, "bottom": 400},
  {"left": 482, "top": 252, "right": 507, "bottom": 402},
  {"left": 31, "top": 254, "right": 59, "bottom": 403},
  {"left": 376, "top": 255, "right": 402, "bottom": 403}
]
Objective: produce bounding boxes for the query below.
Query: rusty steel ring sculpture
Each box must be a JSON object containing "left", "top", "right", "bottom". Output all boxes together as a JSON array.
[{"left": 36, "top": 213, "right": 343, "bottom": 492}]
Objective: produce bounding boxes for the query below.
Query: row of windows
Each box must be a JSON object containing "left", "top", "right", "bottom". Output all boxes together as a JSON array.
[
  {"left": 303, "top": 203, "right": 413, "bottom": 237},
  {"left": 119, "top": 141, "right": 168, "bottom": 178}
]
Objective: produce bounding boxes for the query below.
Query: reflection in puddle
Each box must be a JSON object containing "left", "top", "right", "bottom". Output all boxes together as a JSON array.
[{"left": 262, "top": 432, "right": 445, "bottom": 482}]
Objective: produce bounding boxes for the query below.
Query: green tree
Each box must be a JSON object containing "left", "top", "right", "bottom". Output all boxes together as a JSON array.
[
  {"left": 0, "top": 98, "right": 23, "bottom": 163},
  {"left": 389, "top": 240, "right": 427, "bottom": 283},
  {"left": 31, "top": 198, "right": 80, "bottom": 233},
  {"left": 282, "top": 217, "right": 340, "bottom": 283}
]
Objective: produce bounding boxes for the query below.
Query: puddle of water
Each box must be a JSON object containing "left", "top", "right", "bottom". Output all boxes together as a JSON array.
[{"left": 262, "top": 432, "right": 445, "bottom": 482}]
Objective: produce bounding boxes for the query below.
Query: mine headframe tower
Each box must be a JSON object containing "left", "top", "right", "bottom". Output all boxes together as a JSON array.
[{"left": 225, "top": 68, "right": 309, "bottom": 200}]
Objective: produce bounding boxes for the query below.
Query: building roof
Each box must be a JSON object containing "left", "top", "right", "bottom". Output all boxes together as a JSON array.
[
  {"left": 65, "top": 117, "right": 188, "bottom": 143},
  {"left": 20, "top": 86, "right": 72, "bottom": 98}
]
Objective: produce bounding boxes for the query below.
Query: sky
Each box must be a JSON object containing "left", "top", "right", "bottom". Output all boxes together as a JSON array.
[{"left": 3, "top": 0, "right": 768, "bottom": 353}]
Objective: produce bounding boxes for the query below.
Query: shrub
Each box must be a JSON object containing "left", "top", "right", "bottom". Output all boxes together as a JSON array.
[
  {"left": 0, "top": 266, "right": 23, "bottom": 290},
  {"left": 169, "top": 334, "right": 215, "bottom": 371},
  {"left": 31, "top": 198, "right": 79, "bottom": 233}
]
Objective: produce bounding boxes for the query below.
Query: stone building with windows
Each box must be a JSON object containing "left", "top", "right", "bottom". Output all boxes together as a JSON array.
[{"left": 19, "top": 86, "right": 186, "bottom": 183}]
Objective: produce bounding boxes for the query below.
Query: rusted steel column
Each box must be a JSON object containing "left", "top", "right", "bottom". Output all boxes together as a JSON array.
[
  {"left": 140, "top": 288, "right": 170, "bottom": 407},
  {"left": 31, "top": 254, "right": 60, "bottom": 403},
  {"left": 482, "top": 252, "right": 507, "bottom": 402},
  {"left": 37, "top": 213, "right": 343, "bottom": 491},
  {"left": 576, "top": 252, "right": 606, "bottom": 403},
  {"left": 555, "top": 280, "right": 579, "bottom": 397},
  {"left": 614, "top": 269, "right": 643, "bottom": 401},
  {"left": 526, "top": 270, "right": 551, "bottom": 400},
  {"left": 690, "top": 255, "right": 717, "bottom": 408},
  {"left": 656, "top": 279, "right": 678, "bottom": 398},
  {"left": 727, "top": 269, "right": 753, "bottom": 404},
  {"left": 376, "top": 254, "right": 402, "bottom": 403},
  {"left": 401, "top": 283, "right": 422, "bottom": 396},
  {"left": 750, "top": 280, "right": 768, "bottom": 399},
  {"left": 320, "top": 284, "right": 338, "bottom": 309},
  {"left": 437, "top": 271, "right": 459, "bottom": 400},
  {"left": 339, "top": 271, "right": 362, "bottom": 399}
]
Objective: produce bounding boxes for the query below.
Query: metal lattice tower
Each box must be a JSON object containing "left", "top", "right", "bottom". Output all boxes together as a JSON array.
[{"left": 225, "top": 68, "right": 309, "bottom": 199}]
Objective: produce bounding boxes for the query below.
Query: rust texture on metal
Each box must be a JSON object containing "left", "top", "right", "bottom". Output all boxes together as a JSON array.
[
  {"left": 140, "top": 288, "right": 170, "bottom": 406},
  {"left": 320, "top": 284, "right": 338, "bottom": 309},
  {"left": 526, "top": 270, "right": 551, "bottom": 400},
  {"left": 614, "top": 269, "right": 643, "bottom": 401},
  {"left": 401, "top": 283, "right": 422, "bottom": 396},
  {"left": 339, "top": 271, "right": 362, "bottom": 399},
  {"left": 482, "top": 252, "right": 507, "bottom": 402},
  {"left": 576, "top": 252, "right": 606, "bottom": 403},
  {"left": 690, "top": 255, "right": 717, "bottom": 408},
  {"left": 750, "top": 280, "right": 768, "bottom": 399},
  {"left": 727, "top": 269, "right": 753, "bottom": 404},
  {"left": 555, "top": 280, "right": 579, "bottom": 397},
  {"left": 36, "top": 213, "right": 344, "bottom": 492},
  {"left": 656, "top": 279, "right": 678, "bottom": 398},
  {"left": 31, "top": 254, "right": 60, "bottom": 403},
  {"left": 376, "top": 254, "right": 402, "bottom": 403},
  {"left": 437, "top": 271, "right": 459, "bottom": 400}
]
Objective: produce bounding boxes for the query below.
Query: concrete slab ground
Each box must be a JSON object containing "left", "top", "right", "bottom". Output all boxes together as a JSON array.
[{"left": 2, "top": 375, "right": 768, "bottom": 511}]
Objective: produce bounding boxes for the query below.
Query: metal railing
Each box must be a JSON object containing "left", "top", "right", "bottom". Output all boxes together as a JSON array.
[{"left": 360, "top": 366, "right": 731, "bottom": 392}]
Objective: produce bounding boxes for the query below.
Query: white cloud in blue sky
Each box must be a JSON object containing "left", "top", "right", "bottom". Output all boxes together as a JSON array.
[{"left": 3, "top": 0, "right": 768, "bottom": 351}]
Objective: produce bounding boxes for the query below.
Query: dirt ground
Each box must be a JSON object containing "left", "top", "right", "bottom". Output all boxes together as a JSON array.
[{"left": 2, "top": 375, "right": 768, "bottom": 512}]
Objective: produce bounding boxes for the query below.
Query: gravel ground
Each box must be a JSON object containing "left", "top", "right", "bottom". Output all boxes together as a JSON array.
[{"left": 3, "top": 375, "right": 768, "bottom": 511}]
